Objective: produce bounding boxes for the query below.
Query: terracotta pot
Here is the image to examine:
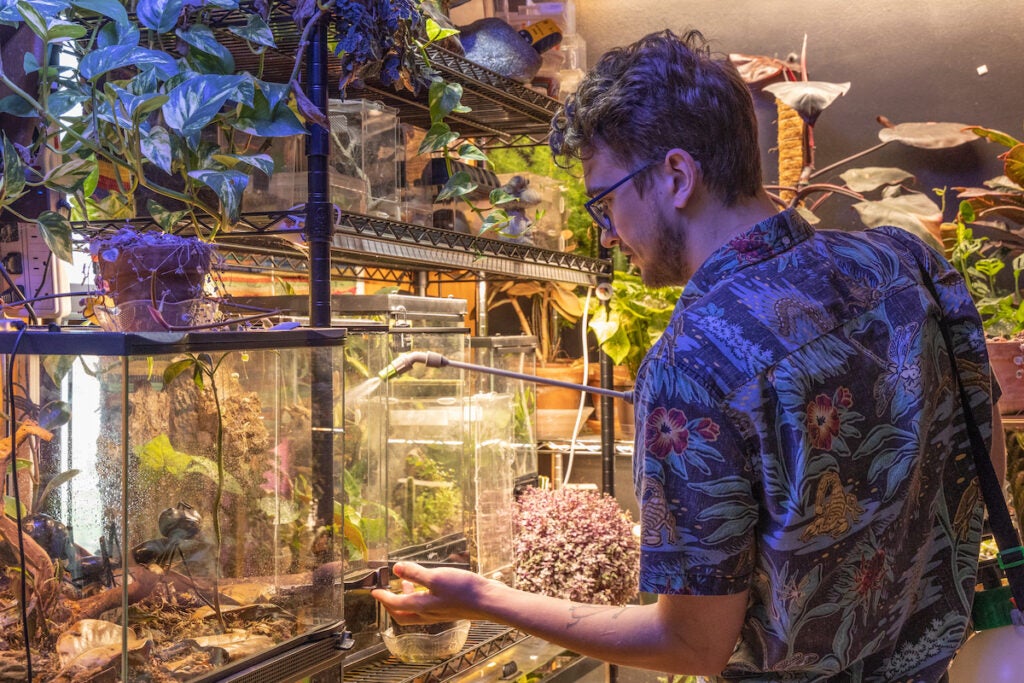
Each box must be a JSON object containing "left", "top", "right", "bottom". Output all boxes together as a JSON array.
[
  {"left": 987, "top": 339, "right": 1024, "bottom": 415},
  {"left": 535, "top": 362, "right": 587, "bottom": 411},
  {"left": 92, "top": 230, "right": 216, "bottom": 305},
  {"left": 588, "top": 363, "right": 635, "bottom": 439}
]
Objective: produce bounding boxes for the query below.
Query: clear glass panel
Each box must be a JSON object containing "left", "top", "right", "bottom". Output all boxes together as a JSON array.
[{"left": 0, "top": 329, "right": 346, "bottom": 681}]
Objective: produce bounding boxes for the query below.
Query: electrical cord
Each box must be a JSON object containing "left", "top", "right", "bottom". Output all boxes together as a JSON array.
[
  {"left": 4, "top": 319, "right": 33, "bottom": 680},
  {"left": 0, "top": 260, "right": 38, "bottom": 325},
  {"left": 562, "top": 285, "right": 593, "bottom": 487}
]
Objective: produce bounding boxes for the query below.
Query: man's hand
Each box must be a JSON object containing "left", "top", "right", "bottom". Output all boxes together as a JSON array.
[{"left": 372, "top": 561, "right": 497, "bottom": 625}]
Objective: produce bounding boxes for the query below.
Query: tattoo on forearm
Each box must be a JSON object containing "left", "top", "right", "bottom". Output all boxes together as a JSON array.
[{"left": 567, "top": 603, "right": 632, "bottom": 629}]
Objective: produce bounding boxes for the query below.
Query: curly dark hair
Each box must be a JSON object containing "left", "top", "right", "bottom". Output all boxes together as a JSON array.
[{"left": 550, "top": 29, "right": 762, "bottom": 206}]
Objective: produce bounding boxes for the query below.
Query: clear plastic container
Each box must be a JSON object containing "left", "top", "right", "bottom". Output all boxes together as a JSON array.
[{"left": 381, "top": 620, "right": 471, "bottom": 663}]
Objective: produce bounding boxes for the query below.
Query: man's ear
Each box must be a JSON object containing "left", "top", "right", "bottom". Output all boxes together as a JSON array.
[{"left": 663, "top": 148, "right": 700, "bottom": 209}]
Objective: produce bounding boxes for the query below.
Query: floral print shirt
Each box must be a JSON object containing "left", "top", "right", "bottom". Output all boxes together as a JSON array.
[{"left": 632, "top": 209, "right": 992, "bottom": 682}]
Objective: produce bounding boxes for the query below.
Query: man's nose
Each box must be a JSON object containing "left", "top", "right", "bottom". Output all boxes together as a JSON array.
[{"left": 599, "top": 226, "right": 618, "bottom": 249}]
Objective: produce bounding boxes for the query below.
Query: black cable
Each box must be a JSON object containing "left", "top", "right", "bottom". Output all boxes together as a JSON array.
[
  {"left": 5, "top": 319, "right": 33, "bottom": 680},
  {"left": 0, "top": 259, "right": 39, "bottom": 325}
]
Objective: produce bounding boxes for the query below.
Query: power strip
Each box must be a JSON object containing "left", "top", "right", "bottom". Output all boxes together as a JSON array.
[{"left": 0, "top": 222, "right": 70, "bottom": 321}]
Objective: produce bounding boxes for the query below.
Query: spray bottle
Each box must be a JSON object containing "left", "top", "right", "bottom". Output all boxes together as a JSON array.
[{"left": 948, "top": 562, "right": 1024, "bottom": 682}]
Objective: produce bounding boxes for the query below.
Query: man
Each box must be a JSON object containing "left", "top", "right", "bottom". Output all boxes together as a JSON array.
[{"left": 374, "top": 29, "right": 1004, "bottom": 680}]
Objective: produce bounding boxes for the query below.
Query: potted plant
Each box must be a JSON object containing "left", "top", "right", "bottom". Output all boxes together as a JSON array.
[
  {"left": 0, "top": 0, "right": 443, "bottom": 328},
  {"left": 583, "top": 270, "right": 681, "bottom": 437},
  {"left": 0, "top": 0, "right": 316, "bottom": 327},
  {"left": 944, "top": 124, "right": 1024, "bottom": 411},
  {"left": 513, "top": 485, "right": 639, "bottom": 604}
]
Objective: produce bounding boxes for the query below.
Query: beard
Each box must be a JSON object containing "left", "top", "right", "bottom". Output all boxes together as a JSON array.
[{"left": 634, "top": 210, "right": 689, "bottom": 288}]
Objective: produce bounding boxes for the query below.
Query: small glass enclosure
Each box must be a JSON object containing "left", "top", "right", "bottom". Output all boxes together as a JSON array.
[
  {"left": 333, "top": 295, "right": 472, "bottom": 571},
  {"left": 0, "top": 328, "right": 347, "bottom": 682},
  {"left": 468, "top": 336, "right": 538, "bottom": 580}
]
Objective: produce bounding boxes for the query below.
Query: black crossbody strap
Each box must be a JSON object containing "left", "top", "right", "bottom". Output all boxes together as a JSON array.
[{"left": 919, "top": 267, "right": 1024, "bottom": 616}]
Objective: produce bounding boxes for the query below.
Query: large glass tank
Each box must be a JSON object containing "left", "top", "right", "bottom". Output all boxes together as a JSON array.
[
  {"left": 0, "top": 328, "right": 349, "bottom": 682},
  {"left": 333, "top": 295, "right": 471, "bottom": 570}
]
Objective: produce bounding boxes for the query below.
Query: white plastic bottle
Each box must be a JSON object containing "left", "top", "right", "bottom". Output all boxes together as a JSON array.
[{"left": 948, "top": 585, "right": 1024, "bottom": 682}]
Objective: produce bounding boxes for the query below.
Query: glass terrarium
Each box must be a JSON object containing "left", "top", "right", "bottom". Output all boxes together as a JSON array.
[
  {"left": 333, "top": 295, "right": 471, "bottom": 569},
  {"left": 239, "top": 98, "right": 401, "bottom": 222},
  {"left": 0, "top": 328, "right": 350, "bottom": 682},
  {"left": 470, "top": 335, "right": 538, "bottom": 487},
  {"left": 468, "top": 336, "right": 538, "bottom": 580}
]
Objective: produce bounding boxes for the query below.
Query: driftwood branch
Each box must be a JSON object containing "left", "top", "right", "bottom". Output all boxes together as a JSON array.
[{"left": 74, "top": 566, "right": 161, "bottom": 621}]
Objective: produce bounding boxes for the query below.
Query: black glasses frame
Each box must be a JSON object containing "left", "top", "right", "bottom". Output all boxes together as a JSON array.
[{"left": 584, "top": 161, "right": 656, "bottom": 230}]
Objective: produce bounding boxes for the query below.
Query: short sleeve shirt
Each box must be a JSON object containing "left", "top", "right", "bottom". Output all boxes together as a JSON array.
[{"left": 632, "top": 209, "right": 991, "bottom": 682}]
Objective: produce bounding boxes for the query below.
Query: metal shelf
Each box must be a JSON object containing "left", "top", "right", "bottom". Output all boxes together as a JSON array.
[
  {"left": 73, "top": 212, "right": 610, "bottom": 286},
  {"left": 345, "top": 622, "right": 528, "bottom": 683},
  {"left": 202, "top": 2, "right": 560, "bottom": 148},
  {"left": 350, "top": 45, "right": 560, "bottom": 148}
]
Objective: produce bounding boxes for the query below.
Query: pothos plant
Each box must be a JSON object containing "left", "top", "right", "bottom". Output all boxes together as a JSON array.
[
  {"left": 0, "top": 0, "right": 454, "bottom": 279},
  {"left": 0, "top": 0, "right": 315, "bottom": 257},
  {"left": 586, "top": 270, "right": 680, "bottom": 380}
]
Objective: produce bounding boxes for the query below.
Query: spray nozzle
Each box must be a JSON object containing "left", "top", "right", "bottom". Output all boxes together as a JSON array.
[{"left": 376, "top": 351, "right": 447, "bottom": 381}]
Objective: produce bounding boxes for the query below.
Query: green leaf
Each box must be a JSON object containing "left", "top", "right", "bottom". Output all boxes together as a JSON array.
[
  {"left": 14, "top": 1, "right": 48, "bottom": 40},
  {"left": 227, "top": 13, "right": 276, "bottom": 49},
  {"left": 435, "top": 171, "right": 476, "bottom": 201},
  {"left": 186, "top": 455, "right": 243, "bottom": 493},
  {"left": 2, "top": 135, "right": 26, "bottom": 201},
  {"left": 110, "top": 86, "right": 167, "bottom": 123},
  {"left": 22, "top": 52, "right": 39, "bottom": 74},
  {"left": 71, "top": 0, "right": 130, "bottom": 27},
  {"left": 489, "top": 187, "right": 516, "bottom": 205},
  {"left": 177, "top": 24, "right": 235, "bottom": 75},
  {"left": 36, "top": 211, "right": 74, "bottom": 263},
  {"left": 233, "top": 85, "right": 306, "bottom": 137},
  {"left": 457, "top": 143, "right": 487, "bottom": 162},
  {"left": 479, "top": 209, "right": 510, "bottom": 235},
  {"left": 140, "top": 125, "right": 173, "bottom": 174},
  {"left": 3, "top": 495, "right": 26, "bottom": 520},
  {"left": 43, "top": 157, "right": 94, "bottom": 193},
  {"left": 419, "top": 122, "right": 458, "bottom": 154},
  {"left": 0, "top": 94, "right": 37, "bottom": 117},
  {"left": 79, "top": 45, "right": 178, "bottom": 81},
  {"left": 163, "top": 75, "right": 252, "bottom": 148},
  {"left": 45, "top": 19, "right": 87, "bottom": 43},
  {"left": 428, "top": 80, "right": 469, "bottom": 124},
  {"left": 1006, "top": 143, "right": 1024, "bottom": 188},
  {"left": 94, "top": 19, "right": 138, "bottom": 49},
  {"left": 47, "top": 88, "right": 89, "bottom": 117},
  {"left": 959, "top": 200, "right": 976, "bottom": 224},
  {"left": 137, "top": 434, "right": 191, "bottom": 476},
  {"left": 967, "top": 126, "right": 1021, "bottom": 150},
  {"left": 81, "top": 161, "right": 99, "bottom": 198},
  {"left": 147, "top": 199, "right": 188, "bottom": 232},
  {"left": 189, "top": 169, "right": 248, "bottom": 224},
  {"left": 212, "top": 153, "right": 274, "bottom": 176},
  {"left": 34, "top": 467, "right": 79, "bottom": 510},
  {"left": 425, "top": 18, "right": 460, "bottom": 42},
  {"left": 136, "top": 0, "right": 184, "bottom": 34},
  {"left": 162, "top": 358, "right": 195, "bottom": 385}
]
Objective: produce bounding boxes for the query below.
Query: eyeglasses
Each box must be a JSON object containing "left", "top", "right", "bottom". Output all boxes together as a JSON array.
[{"left": 584, "top": 160, "right": 656, "bottom": 231}]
